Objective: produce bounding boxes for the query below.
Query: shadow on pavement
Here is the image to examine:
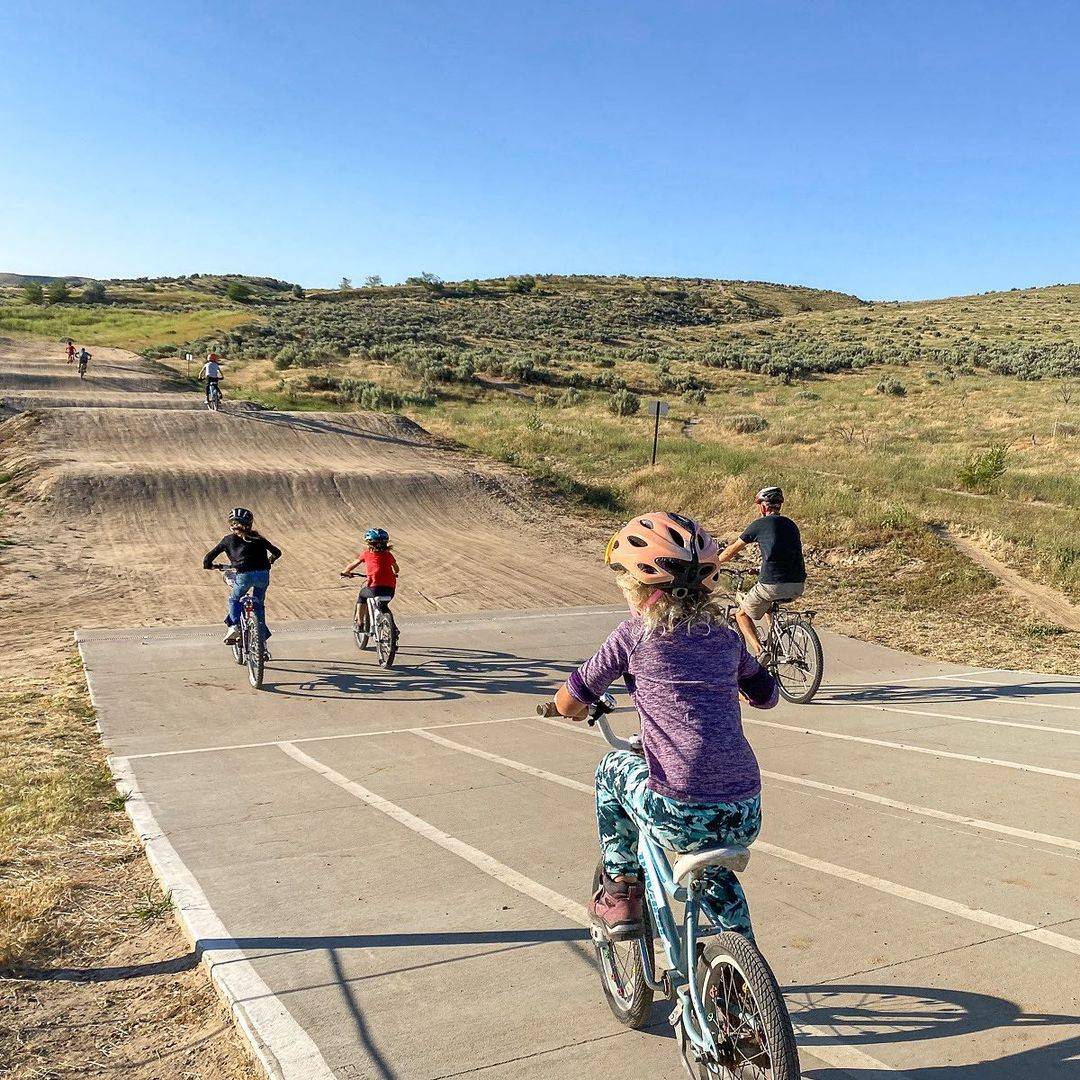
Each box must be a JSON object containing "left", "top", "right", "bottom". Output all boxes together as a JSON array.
[
  {"left": 818, "top": 680, "right": 1080, "bottom": 709},
  {"left": 791, "top": 982, "right": 1079, "bottom": 1078},
  {"left": 260, "top": 644, "right": 578, "bottom": 702}
]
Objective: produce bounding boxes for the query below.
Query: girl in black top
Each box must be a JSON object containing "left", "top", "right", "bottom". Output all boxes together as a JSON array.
[{"left": 203, "top": 508, "right": 281, "bottom": 644}]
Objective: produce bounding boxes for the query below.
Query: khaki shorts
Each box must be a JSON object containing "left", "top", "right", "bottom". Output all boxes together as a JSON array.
[{"left": 739, "top": 581, "right": 805, "bottom": 620}]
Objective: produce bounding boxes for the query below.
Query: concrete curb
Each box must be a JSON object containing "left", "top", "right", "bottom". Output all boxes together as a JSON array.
[{"left": 76, "top": 635, "right": 336, "bottom": 1080}]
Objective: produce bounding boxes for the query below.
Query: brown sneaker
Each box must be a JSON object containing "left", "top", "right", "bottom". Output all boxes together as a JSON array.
[{"left": 588, "top": 875, "right": 644, "bottom": 939}]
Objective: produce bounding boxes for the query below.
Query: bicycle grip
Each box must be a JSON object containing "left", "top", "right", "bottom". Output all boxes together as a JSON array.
[{"left": 536, "top": 702, "right": 560, "bottom": 718}]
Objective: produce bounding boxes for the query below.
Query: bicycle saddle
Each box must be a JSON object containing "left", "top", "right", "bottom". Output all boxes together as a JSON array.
[{"left": 672, "top": 846, "right": 750, "bottom": 885}]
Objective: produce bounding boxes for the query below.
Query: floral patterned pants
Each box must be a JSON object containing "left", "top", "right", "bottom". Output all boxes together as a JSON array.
[{"left": 595, "top": 749, "right": 762, "bottom": 940}]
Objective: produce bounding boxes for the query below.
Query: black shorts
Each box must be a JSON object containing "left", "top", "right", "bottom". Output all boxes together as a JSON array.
[{"left": 358, "top": 586, "right": 395, "bottom": 604}]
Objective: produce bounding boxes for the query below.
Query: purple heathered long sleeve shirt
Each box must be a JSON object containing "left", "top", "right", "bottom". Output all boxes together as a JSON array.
[{"left": 567, "top": 617, "right": 777, "bottom": 803}]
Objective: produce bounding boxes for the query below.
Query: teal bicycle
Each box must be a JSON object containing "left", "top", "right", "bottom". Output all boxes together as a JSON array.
[{"left": 545, "top": 694, "right": 800, "bottom": 1079}]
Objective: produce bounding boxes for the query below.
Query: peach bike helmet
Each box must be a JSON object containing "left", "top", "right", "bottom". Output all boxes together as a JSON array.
[{"left": 605, "top": 512, "right": 721, "bottom": 598}]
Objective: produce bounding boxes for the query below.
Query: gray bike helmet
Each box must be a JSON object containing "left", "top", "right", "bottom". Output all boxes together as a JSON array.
[
  {"left": 229, "top": 507, "right": 254, "bottom": 528},
  {"left": 755, "top": 486, "right": 784, "bottom": 507}
]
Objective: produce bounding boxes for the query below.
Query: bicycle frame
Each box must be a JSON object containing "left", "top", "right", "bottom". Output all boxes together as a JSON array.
[{"left": 594, "top": 713, "right": 721, "bottom": 1058}]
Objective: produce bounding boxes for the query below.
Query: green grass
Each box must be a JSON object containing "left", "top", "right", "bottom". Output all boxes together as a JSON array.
[{"left": 0, "top": 304, "right": 253, "bottom": 350}]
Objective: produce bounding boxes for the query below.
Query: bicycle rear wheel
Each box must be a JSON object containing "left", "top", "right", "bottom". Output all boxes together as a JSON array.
[
  {"left": 375, "top": 610, "right": 398, "bottom": 668},
  {"left": 591, "top": 861, "right": 655, "bottom": 1029},
  {"left": 678, "top": 932, "right": 799, "bottom": 1080},
  {"left": 244, "top": 608, "right": 264, "bottom": 688},
  {"left": 772, "top": 620, "right": 823, "bottom": 704}
]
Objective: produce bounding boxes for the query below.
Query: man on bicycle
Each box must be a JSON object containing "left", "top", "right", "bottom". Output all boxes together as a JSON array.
[
  {"left": 199, "top": 353, "right": 223, "bottom": 405},
  {"left": 76, "top": 348, "right": 91, "bottom": 376},
  {"left": 716, "top": 486, "right": 806, "bottom": 656},
  {"left": 202, "top": 508, "right": 281, "bottom": 646}
]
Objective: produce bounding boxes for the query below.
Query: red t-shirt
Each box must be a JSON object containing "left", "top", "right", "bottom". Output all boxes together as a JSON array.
[{"left": 360, "top": 549, "right": 398, "bottom": 589}]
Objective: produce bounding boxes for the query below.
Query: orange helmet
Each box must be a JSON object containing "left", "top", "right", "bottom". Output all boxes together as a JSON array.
[{"left": 605, "top": 512, "right": 721, "bottom": 597}]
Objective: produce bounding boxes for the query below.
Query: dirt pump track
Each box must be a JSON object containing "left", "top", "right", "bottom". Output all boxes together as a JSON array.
[{"left": 0, "top": 337, "right": 615, "bottom": 658}]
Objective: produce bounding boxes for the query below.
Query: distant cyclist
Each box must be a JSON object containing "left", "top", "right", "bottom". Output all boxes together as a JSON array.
[
  {"left": 717, "top": 486, "right": 806, "bottom": 656},
  {"left": 341, "top": 528, "right": 399, "bottom": 608},
  {"left": 202, "top": 508, "right": 282, "bottom": 646},
  {"left": 76, "top": 348, "right": 91, "bottom": 377},
  {"left": 66, "top": 339, "right": 76, "bottom": 364},
  {"left": 199, "top": 353, "right": 223, "bottom": 405}
]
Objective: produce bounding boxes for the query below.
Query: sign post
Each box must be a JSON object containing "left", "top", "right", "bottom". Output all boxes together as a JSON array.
[
  {"left": 646, "top": 399, "right": 669, "bottom": 466},
  {"left": 185, "top": 352, "right": 193, "bottom": 378}
]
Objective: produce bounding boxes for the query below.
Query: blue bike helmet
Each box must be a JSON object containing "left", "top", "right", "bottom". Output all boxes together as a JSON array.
[{"left": 364, "top": 527, "right": 390, "bottom": 545}]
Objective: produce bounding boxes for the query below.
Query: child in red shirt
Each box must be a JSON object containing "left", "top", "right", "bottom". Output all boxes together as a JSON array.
[{"left": 341, "top": 528, "right": 399, "bottom": 604}]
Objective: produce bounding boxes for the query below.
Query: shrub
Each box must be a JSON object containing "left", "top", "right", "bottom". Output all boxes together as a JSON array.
[
  {"left": 23, "top": 281, "right": 43, "bottom": 303},
  {"left": 46, "top": 280, "right": 70, "bottom": 304},
  {"left": 608, "top": 388, "right": 641, "bottom": 417},
  {"left": 684, "top": 388, "right": 707, "bottom": 405},
  {"left": 533, "top": 390, "right": 558, "bottom": 407},
  {"left": 557, "top": 388, "right": 582, "bottom": 408},
  {"left": 726, "top": 413, "right": 768, "bottom": 434},
  {"left": 295, "top": 348, "right": 334, "bottom": 369},
  {"left": 339, "top": 277, "right": 352, "bottom": 290},
  {"left": 226, "top": 280, "right": 252, "bottom": 302},
  {"left": 291, "top": 284, "right": 305, "bottom": 298},
  {"left": 363, "top": 275, "right": 383, "bottom": 288},
  {"left": 1053, "top": 422, "right": 1077, "bottom": 438},
  {"left": 82, "top": 280, "right": 107, "bottom": 304},
  {"left": 875, "top": 377, "right": 907, "bottom": 396},
  {"left": 958, "top": 445, "right": 1008, "bottom": 489}
]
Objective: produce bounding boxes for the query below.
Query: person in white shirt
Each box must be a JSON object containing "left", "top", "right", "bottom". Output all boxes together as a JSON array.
[{"left": 199, "top": 353, "right": 223, "bottom": 404}]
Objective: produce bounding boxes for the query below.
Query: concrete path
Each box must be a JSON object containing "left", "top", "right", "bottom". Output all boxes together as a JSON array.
[{"left": 78, "top": 609, "right": 1080, "bottom": 1079}]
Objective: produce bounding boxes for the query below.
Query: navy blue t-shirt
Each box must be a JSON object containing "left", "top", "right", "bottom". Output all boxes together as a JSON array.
[{"left": 740, "top": 515, "right": 806, "bottom": 585}]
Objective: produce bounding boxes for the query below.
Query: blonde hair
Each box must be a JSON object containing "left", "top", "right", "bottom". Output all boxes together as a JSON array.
[{"left": 615, "top": 572, "right": 727, "bottom": 636}]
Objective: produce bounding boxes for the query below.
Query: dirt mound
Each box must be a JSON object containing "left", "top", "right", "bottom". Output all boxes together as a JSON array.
[{"left": 0, "top": 339, "right": 614, "bottom": 658}]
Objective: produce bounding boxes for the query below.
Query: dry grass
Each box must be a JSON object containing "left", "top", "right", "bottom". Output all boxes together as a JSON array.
[{"left": 0, "top": 651, "right": 261, "bottom": 1079}]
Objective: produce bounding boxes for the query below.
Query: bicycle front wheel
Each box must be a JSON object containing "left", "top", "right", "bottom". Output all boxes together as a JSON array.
[
  {"left": 678, "top": 932, "right": 799, "bottom": 1080},
  {"left": 590, "top": 861, "right": 654, "bottom": 1029},
  {"left": 245, "top": 609, "right": 264, "bottom": 688},
  {"left": 353, "top": 605, "right": 370, "bottom": 651},
  {"left": 772, "top": 620, "right": 823, "bottom": 704}
]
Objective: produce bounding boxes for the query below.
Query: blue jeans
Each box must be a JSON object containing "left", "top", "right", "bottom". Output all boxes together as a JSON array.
[
  {"left": 595, "top": 750, "right": 762, "bottom": 940},
  {"left": 227, "top": 570, "right": 271, "bottom": 638}
]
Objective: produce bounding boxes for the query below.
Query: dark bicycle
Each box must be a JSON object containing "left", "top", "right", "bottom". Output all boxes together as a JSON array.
[
  {"left": 341, "top": 572, "right": 399, "bottom": 668},
  {"left": 724, "top": 568, "right": 823, "bottom": 704},
  {"left": 206, "top": 381, "right": 222, "bottom": 411},
  {"left": 213, "top": 565, "right": 267, "bottom": 688}
]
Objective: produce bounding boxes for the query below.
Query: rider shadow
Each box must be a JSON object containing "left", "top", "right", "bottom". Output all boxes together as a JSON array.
[
  {"left": 818, "top": 679, "right": 1080, "bottom": 709},
  {"left": 259, "top": 644, "right": 578, "bottom": 702},
  {"left": 788, "top": 982, "right": 1079, "bottom": 1078}
]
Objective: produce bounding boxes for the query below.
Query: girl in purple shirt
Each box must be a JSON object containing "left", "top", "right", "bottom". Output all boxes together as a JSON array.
[{"left": 553, "top": 513, "right": 778, "bottom": 941}]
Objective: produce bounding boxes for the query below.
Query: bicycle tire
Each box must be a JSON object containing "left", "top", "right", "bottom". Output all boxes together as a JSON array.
[
  {"left": 590, "top": 860, "right": 655, "bottom": 1029},
  {"left": 678, "top": 932, "right": 800, "bottom": 1080},
  {"left": 353, "top": 605, "right": 370, "bottom": 651},
  {"left": 376, "top": 610, "right": 398, "bottom": 668},
  {"left": 773, "top": 619, "right": 823, "bottom": 705},
  {"left": 245, "top": 609, "right": 264, "bottom": 688}
]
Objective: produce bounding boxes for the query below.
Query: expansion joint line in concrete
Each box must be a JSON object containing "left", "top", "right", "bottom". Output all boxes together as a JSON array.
[{"left": 274, "top": 739, "right": 909, "bottom": 1076}]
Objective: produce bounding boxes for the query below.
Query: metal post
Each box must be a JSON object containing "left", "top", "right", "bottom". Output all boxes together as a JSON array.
[{"left": 651, "top": 403, "right": 661, "bottom": 466}]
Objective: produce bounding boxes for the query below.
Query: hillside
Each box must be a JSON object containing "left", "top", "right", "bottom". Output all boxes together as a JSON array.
[{"left": 1, "top": 272, "right": 1077, "bottom": 670}]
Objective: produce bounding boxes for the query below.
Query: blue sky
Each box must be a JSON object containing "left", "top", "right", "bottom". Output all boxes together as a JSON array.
[{"left": 2, "top": 1, "right": 1079, "bottom": 299}]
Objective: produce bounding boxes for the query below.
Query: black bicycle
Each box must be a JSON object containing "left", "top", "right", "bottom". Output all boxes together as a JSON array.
[
  {"left": 213, "top": 565, "right": 267, "bottom": 688},
  {"left": 341, "top": 573, "right": 399, "bottom": 668},
  {"left": 724, "top": 568, "right": 824, "bottom": 704}
]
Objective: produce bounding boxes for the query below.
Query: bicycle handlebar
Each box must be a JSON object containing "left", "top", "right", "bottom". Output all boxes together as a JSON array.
[{"left": 536, "top": 693, "right": 642, "bottom": 753}]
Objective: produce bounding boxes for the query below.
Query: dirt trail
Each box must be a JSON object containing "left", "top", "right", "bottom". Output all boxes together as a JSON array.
[
  {"left": 0, "top": 336, "right": 617, "bottom": 1080},
  {"left": 0, "top": 338, "right": 613, "bottom": 659},
  {"left": 932, "top": 525, "right": 1080, "bottom": 632}
]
